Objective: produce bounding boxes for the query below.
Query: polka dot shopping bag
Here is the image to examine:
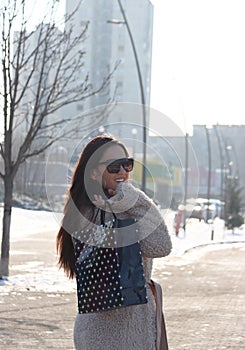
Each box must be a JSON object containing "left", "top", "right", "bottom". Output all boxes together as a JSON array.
[{"left": 74, "top": 206, "right": 147, "bottom": 314}]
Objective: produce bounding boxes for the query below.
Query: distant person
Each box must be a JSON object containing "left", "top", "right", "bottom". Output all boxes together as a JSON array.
[{"left": 57, "top": 134, "right": 172, "bottom": 350}]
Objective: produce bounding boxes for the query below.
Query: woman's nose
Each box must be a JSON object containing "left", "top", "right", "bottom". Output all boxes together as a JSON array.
[{"left": 118, "top": 165, "right": 126, "bottom": 173}]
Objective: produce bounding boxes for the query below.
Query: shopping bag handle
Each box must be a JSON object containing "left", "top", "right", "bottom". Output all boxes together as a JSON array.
[{"left": 93, "top": 200, "right": 117, "bottom": 225}]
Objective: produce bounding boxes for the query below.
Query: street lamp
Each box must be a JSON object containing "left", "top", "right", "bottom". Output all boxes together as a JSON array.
[
  {"left": 204, "top": 124, "right": 212, "bottom": 222},
  {"left": 183, "top": 132, "right": 189, "bottom": 232},
  {"left": 213, "top": 124, "right": 225, "bottom": 202},
  {"left": 223, "top": 142, "right": 233, "bottom": 227},
  {"left": 107, "top": 0, "right": 147, "bottom": 192}
]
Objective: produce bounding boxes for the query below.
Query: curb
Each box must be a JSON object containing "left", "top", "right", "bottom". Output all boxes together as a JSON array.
[{"left": 182, "top": 240, "right": 245, "bottom": 255}]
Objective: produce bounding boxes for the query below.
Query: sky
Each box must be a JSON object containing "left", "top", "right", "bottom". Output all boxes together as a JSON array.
[
  {"left": 150, "top": 0, "right": 245, "bottom": 131},
  {"left": 7, "top": 0, "right": 245, "bottom": 132}
]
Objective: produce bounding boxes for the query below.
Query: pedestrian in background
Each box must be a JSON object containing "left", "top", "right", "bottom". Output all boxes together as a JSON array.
[{"left": 57, "top": 134, "right": 172, "bottom": 350}]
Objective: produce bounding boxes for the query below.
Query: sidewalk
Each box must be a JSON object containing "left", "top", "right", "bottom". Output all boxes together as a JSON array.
[
  {"left": 154, "top": 243, "right": 245, "bottom": 350},
  {"left": 0, "top": 230, "right": 76, "bottom": 350},
  {"left": 0, "top": 229, "right": 245, "bottom": 349}
]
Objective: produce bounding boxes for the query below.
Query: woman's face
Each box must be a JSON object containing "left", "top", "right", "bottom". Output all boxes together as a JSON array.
[{"left": 93, "top": 144, "right": 130, "bottom": 191}]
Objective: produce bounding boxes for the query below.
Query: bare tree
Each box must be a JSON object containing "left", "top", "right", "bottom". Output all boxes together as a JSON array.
[{"left": 0, "top": 0, "right": 116, "bottom": 278}]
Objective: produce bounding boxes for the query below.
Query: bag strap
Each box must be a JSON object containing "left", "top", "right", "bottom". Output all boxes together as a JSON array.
[
  {"left": 100, "top": 208, "right": 105, "bottom": 224},
  {"left": 105, "top": 200, "right": 117, "bottom": 221},
  {"left": 93, "top": 208, "right": 100, "bottom": 222},
  {"left": 93, "top": 201, "right": 117, "bottom": 225},
  {"left": 148, "top": 280, "right": 169, "bottom": 350}
]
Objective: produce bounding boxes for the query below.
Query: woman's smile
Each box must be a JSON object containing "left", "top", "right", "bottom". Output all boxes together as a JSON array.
[{"left": 97, "top": 145, "right": 130, "bottom": 191}]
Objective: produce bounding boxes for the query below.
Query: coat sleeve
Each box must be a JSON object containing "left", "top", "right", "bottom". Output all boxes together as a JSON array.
[{"left": 107, "top": 182, "right": 172, "bottom": 258}]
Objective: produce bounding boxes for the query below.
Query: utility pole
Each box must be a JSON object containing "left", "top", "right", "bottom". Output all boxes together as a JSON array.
[
  {"left": 183, "top": 132, "right": 189, "bottom": 232},
  {"left": 204, "top": 125, "right": 212, "bottom": 223}
]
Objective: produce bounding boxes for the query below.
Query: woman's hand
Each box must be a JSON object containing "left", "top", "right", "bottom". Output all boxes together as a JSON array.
[{"left": 92, "top": 194, "right": 106, "bottom": 208}]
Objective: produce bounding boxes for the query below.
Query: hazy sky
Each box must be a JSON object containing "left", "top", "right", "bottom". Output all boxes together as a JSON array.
[
  {"left": 15, "top": 0, "right": 245, "bottom": 131},
  {"left": 150, "top": 0, "right": 245, "bottom": 131}
]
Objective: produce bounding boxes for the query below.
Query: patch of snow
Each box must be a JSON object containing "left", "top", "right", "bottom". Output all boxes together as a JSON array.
[
  {"left": 0, "top": 266, "right": 76, "bottom": 293},
  {"left": 170, "top": 217, "right": 245, "bottom": 256},
  {"left": 0, "top": 207, "right": 61, "bottom": 241}
]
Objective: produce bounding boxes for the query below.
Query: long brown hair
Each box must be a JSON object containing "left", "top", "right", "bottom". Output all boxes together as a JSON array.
[{"left": 56, "top": 134, "right": 128, "bottom": 278}]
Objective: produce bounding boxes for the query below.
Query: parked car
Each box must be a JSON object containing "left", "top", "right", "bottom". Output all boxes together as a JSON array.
[
  {"left": 196, "top": 198, "right": 224, "bottom": 221},
  {"left": 174, "top": 198, "right": 224, "bottom": 232}
]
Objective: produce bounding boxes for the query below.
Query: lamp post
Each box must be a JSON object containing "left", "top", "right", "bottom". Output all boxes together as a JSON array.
[
  {"left": 108, "top": 0, "right": 147, "bottom": 192},
  {"left": 183, "top": 132, "right": 189, "bottom": 232},
  {"left": 204, "top": 125, "right": 212, "bottom": 223},
  {"left": 223, "top": 143, "right": 233, "bottom": 226},
  {"left": 213, "top": 124, "right": 225, "bottom": 202}
]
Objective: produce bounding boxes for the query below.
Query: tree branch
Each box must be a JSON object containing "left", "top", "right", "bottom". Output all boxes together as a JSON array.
[{"left": 1, "top": 0, "right": 117, "bottom": 181}]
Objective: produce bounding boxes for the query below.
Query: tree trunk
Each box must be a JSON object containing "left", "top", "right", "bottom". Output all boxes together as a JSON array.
[{"left": 0, "top": 176, "right": 14, "bottom": 279}]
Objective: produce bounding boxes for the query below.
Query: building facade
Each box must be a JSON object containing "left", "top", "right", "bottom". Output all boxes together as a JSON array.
[{"left": 65, "top": 0, "right": 153, "bottom": 134}]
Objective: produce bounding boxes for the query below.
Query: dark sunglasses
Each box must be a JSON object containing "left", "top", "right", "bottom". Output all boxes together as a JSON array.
[{"left": 99, "top": 157, "right": 134, "bottom": 173}]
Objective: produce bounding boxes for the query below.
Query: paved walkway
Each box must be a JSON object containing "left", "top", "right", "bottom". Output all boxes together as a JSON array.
[
  {"left": 0, "top": 230, "right": 244, "bottom": 349},
  {"left": 153, "top": 243, "right": 245, "bottom": 350}
]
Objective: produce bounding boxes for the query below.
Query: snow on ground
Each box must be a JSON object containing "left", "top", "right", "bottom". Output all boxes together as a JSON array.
[
  {"left": 0, "top": 207, "right": 245, "bottom": 292},
  {"left": 0, "top": 207, "right": 74, "bottom": 292},
  {"left": 162, "top": 209, "right": 245, "bottom": 256},
  {"left": 7, "top": 207, "right": 61, "bottom": 240},
  {"left": 0, "top": 265, "right": 76, "bottom": 293},
  {"left": 153, "top": 209, "right": 245, "bottom": 271},
  {"left": 171, "top": 217, "right": 245, "bottom": 255}
]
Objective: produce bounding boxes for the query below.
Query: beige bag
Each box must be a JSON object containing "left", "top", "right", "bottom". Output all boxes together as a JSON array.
[{"left": 148, "top": 280, "right": 169, "bottom": 350}]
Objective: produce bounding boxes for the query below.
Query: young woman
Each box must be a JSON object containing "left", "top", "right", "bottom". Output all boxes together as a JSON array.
[{"left": 57, "top": 135, "right": 172, "bottom": 350}]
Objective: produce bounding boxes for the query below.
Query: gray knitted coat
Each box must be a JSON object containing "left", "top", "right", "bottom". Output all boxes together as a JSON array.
[{"left": 73, "top": 182, "right": 172, "bottom": 350}]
